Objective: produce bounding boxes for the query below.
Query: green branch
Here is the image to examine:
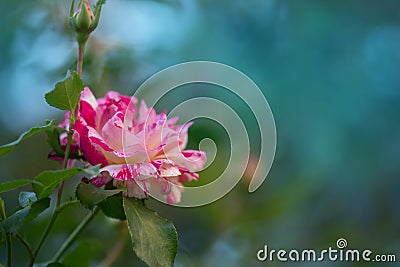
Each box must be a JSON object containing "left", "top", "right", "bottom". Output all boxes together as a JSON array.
[
  {"left": 77, "top": 42, "right": 86, "bottom": 77},
  {"left": 6, "top": 232, "right": 12, "bottom": 267},
  {"left": 57, "top": 128, "right": 74, "bottom": 209},
  {"left": 30, "top": 200, "right": 79, "bottom": 267},
  {"left": 15, "top": 233, "right": 34, "bottom": 264},
  {"left": 52, "top": 207, "right": 99, "bottom": 263}
]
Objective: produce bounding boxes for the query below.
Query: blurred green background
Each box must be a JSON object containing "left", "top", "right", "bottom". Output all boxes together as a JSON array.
[{"left": 1, "top": 0, "right": 399, "bottom": 266}]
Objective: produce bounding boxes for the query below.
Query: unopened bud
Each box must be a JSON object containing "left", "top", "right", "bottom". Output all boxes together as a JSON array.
[{"left": 69, "top": 0, "right": 104, "bottom": 44}]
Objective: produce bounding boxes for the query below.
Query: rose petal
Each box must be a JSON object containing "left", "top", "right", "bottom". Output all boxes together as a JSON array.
[
  {"left": 100, "top": 163, "right": 158, "bottom": 181},
  {"left": 167, "top": 150, "right": 207, "bottom": 172},
  {"left": 136, "top": 100, "right": 157, "bottom": 131},
  {"left": 178, "top": 170, "right": 199, "bottom": 182},
  {"left": 166, "top": 185, "right": 182, "bottom": 204},
  {"left": 158, "top": 163, "right": 181, "bottom": 177},
  {"left": 149, "top": 177, "right": 183, "bottom": 204},
  {"left": 114, "top": 179, "right": 149, "bottom": 199},
  {"left": 101, "top": 111, "right": 124, "bottom": 151},
  {"left": 89, "top": 173, "right": 112, "bottom": 187},
  {"left": 97, "top": 91, "right": 137, "bottom": 130},
  {"left": 73, "top": 118, "right": 109, "bottom": 167},
  {"left": 79, "top": 87, "right": 98, "bottom": 128}
]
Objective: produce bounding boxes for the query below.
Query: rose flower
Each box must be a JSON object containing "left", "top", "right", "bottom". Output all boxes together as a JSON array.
[{"left": 58, "top": 88, "right": 206, "bottom": 204}]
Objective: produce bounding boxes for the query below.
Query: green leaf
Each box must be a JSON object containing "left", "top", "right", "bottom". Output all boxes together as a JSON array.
[
  {"left": 0, "top": 179, "right": 32, "bottom": 194},
  {"left": 32, "top": 165, "right": 100, "bottom": 200},
  {"left": 123, "top": 197, "right": 178, "bottom": 267},
  {"left": 98, "top": 193, "right": 126, "bottom": 220},
  {"left": 23, "top": 198, "right": 51, "bottom": 224},
  {"left": 45, "top": 71, "right": 84, "bottom": 114},
  {"left": 1, "top": 198, "right": 50, "bottom": 233},
  {"left": 33, "top": 168, "right": 82, "bottom": 199},
  {"left": 18, "top": 192, "right": 37, "bottom": 208},
  {"left": 0, "top": 120, "right": 54, "bottom": 157},
  {"left": 76, "top": 182, "right": 124, "bottom": 210}
]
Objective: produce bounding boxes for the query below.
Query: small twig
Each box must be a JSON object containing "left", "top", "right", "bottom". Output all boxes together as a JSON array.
[
  {"left": 15, "top": 233, "right": 34, "bottom": 264},
  {"left": 30, "top": 200, "right": 79, "bottom": 267},
  {"left": 6, "top": 232, "right": 12, "bottom": 267},
  {"left": 52, "top": 207, "right": 99, "bottom": 262}
]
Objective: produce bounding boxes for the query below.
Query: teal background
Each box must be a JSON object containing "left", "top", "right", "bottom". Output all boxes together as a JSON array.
[{"left": 0, "top": 0, "right": 399, "bottom": 266}]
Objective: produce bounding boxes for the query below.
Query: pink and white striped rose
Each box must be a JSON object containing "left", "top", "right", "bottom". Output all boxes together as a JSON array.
[{"left": 60, "top": 88, "right": 206, "bottom": 204}]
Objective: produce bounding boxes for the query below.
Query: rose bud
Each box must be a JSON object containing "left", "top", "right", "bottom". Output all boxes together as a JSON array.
[{"left": 69, "top": 0, "right": 104, "bottom": 43}]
